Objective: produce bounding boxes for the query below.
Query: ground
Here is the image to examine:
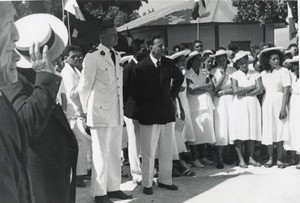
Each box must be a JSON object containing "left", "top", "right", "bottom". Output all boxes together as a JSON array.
[{"left": 76, "top": 164, "right": 300, "bottom": 203}]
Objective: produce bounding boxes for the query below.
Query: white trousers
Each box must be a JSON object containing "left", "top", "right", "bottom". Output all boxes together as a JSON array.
[
  {"left": 69, "top": 118, "right": 92, "bottom": 175},
  {"left": 90, "top": 126, "right": 122, "bottom": 196},
  {"left": 140, "top": 122, "right": 174, "bottom": 188},
  {"left": 124, "top": 117, "right": 142, "bottom": 181}
]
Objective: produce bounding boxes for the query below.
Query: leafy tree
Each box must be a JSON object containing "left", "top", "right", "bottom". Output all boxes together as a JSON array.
[{"left": 232, "top": 0, "right": 288, "bottom": 23}]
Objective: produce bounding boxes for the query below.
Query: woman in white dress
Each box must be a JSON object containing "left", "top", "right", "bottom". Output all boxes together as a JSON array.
[
  {"left": 283, "top": 56, "right": 300, "bottom": 169},
  {"left": 186, "top": 51, "right": 216, "bottom": 168},
  {"left": 230, "top": 51, "right": 263, "bottom": 168},
  {"left": 211, "top": 50, "right": 237, "bottom": 169},
  {"left": 259, "top": 47, "right": 291, "bottom": 168},
  {"left": 169, "top": 50, "right": 195, "bottom": 176}
]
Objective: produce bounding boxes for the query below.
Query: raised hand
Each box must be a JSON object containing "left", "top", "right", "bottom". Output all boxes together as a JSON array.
[{"left": 29, "top": 42, "right": 55, "bottom": 73}]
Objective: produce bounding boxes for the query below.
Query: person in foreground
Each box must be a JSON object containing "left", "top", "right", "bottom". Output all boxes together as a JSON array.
[
  {"left": 77, "top": 23, "right": 132, "bottom": 203},
  {"left": 132, "top": 35, "right": 184, "bottom": 195},
  {"left": 0, "top": 2, "right": 33, "bottom": 202},
  {"left": 3, "top": 13, "right": 78, "bottom": 203}
]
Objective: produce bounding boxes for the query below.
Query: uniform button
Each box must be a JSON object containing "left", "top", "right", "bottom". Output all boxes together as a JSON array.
[{"left": 68, "top": 148, "right": 72, "bottom": 151}]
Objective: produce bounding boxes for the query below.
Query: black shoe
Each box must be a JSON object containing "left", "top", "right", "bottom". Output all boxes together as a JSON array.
[
  {"left": 107, "top": 190, "right": 132, "bottom": 199},
  {"left": 94, "top": 195, "right": 112, "bottom": 203},
  {"left": 216, "top": 162, "right": 224, "bottom": 169},
  {"left": 143, "top": 187, "right": 153, "bottom": 195},
  {"left": 157, "top": 182, "right": 178, "bottom": 190}
]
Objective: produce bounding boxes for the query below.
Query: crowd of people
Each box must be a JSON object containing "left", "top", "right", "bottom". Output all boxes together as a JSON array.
[{"left": 0, "top": 1, "right": 299, "bottom": 203}]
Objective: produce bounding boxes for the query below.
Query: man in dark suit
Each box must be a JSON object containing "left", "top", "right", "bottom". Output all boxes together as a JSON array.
[
  {"left": 3, "top": 43, "right": 78, "bottom": 203},
  {"left": 132, "top": 35, "right": 184, "bottom": 195},
  {"left": 123, "top": 38, "right": 148, "bottom": 185}
]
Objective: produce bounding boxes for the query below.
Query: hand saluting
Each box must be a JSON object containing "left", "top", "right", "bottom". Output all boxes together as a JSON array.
[{"left": 30, "top": 42, "right": 55, "bottom": 74}]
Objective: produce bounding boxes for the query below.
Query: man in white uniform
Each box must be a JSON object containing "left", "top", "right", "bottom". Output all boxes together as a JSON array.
[{"left": 78, "top": 24, "right": 132, "bottom": 203}]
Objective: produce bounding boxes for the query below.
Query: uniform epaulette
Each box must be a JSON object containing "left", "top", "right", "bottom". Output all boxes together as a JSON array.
[{"left": 88, "top": 48, "right": 98, "bottom": 53}]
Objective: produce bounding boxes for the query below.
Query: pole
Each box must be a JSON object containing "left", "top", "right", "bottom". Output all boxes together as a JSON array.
[
  {"left": 67, "top": 12, "right": 71, "bottom": 45},
  {"left": 62, "top": 0, "right": 65, "bottom": 23},
  {"left": 197, "top": 17, "right": 200, "bottom": 40}
]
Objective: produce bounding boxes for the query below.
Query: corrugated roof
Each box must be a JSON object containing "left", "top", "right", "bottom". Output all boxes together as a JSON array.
[{"left": 117, "top": 0, "right": 238, "bottom": 31}]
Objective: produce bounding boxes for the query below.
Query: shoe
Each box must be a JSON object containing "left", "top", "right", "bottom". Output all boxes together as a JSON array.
[
  {"left": 296, "top": 165, "right": 300, "bottom": 170},
  {"left": 249, "top": 162, "right": 261, "bottom": 167},
  {"left": 181, "top": 160, "right": 192, "bottom": 169},
  {"left": 157, "top": 182, "right": 178, "bottom": 191},
  {"left": 216, "top": 162, "right": 224, "bottom": 169},
  {"left": 239, "top": 162, "right": 248, "bottom": 168},
  {"left": 181, "top": 169, "right": 196, "bottom": 177},
  {"left": 107, "top": 190, "right": 132, "bottom": 199},
  {"left": 277, "top": 161, "right": 286, "bottom": 169},
  {"left": 192, "top": 159, "right": 204, "bottom": 168},
  {"left": 264, "top": 159, "right": 273, "bottom": 168},
  {"left": 94, "top": 195, "right": 112, "bottom": 203},
  {"left": 200, "top": 157, "right": 213, "bottom": 165},
  {"left": 143, "top": 187, "right": 153, "bottom": 195}
]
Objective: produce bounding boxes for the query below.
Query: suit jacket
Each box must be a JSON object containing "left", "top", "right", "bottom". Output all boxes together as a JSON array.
[
  {"left": 0, "top": 92, "right": 34, "bottom": 203},
  {"left": 132, "top": 55, "right": 184, "bottom": 125},
  {"left": 123, "top": 59, "right": 139, "bottom": 119},
  {"left": 3, "top": 68, "right": 78, "bottom": 203},
  {"left": 78, "top": 44, "right": 123, "bottom": 127}
]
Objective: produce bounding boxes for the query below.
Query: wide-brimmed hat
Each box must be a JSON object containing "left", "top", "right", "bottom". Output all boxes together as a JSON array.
[
  {"left": 258, "top": 47, "right": 285, "bottom": 64},
  {"left": 76, "top": 117, "right": 91, "bottom": 139},
  {"left": 169, "top": 49, "right": 191, "bottom": 60},
  {"left": 15, "top": 13, "right": 68, "bottom": 68},
  {"left": 285, "top": 55, "right": 299, "bottom": 63},
  {"left": 232, "top": 50, "right": 250, "bottom": 63},
  {"left": 120, "top": 55, "right": 134, "bottom": 64},
  {"left": 186, "top": 50, "right": 201, "bottom": 63},
  {"left": 201, "top": 49, "right": 213, "bottom": 57},
  {"left": 211, "top": 49, "right": 230, "bottom": 58}
]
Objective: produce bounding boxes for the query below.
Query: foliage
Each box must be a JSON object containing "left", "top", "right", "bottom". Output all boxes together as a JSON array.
[
  {"left": 232, "top": 0, "right": 288, "bottom": 23},
  {"left": 13, "top": 0, "right": 145, "bottom": 26}
]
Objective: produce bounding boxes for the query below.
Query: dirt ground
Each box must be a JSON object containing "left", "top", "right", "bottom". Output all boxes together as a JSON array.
[{"left": 76, "top": 163, "right": 300, "bottom": 203}]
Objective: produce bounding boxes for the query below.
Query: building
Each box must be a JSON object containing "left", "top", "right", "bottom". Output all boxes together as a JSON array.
[{"left": 117, "top": 0, "right": 281, "bottom": 52}]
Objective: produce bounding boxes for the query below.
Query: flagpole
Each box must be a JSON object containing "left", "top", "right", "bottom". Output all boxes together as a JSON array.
[
  {"left": 67, "top": 12, "right": 72, "bottom": 45},
  {"left": 62, "top": 0, "right": 65, "bottom": 23},
  {"left": 197, "top": 17, "right": 200, "bottom": 40}
]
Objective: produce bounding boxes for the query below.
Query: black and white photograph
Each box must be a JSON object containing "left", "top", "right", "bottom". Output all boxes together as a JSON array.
[{"left": 0, "top": 0, "right": 299, "bottom": 203}]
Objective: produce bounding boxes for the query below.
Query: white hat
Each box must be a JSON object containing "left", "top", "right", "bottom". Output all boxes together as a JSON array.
[
  {"left": 15, "top": 13, "right": 68, "bottom": 68},
  {"left": 211, "top": 50, "right": 230, "bottom": 58},
  {"left": 169, "top": 49, "right": 191, "bottom": 60},
  {"left": 186, "top": 51, "right": 201, "bottom": 66},
  {"left": 286, "top": 55, "right": 299, "bottom": 63},
  {"left": 258, "top": 47, "right": 285, "bottom": 63},
  {"left": 232, "top": 50, "right": 249, "bottom": 63},
  {"left": 120, "top": 55, "right": 134, "bottom": 64},
  {"left": 76, "top": 117, "right": 91, "bottom": 140},
  {"left": 201, "top": 49, "right": 213, "bottom": 57}
]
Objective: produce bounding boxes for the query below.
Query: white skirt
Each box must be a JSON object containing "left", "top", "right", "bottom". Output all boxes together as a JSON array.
[
  {"left": 230, "top": 95, "right": 261, "bottom": 141},
  {"left": 213, "top": 95, "right": 234, "bottom": 146}
]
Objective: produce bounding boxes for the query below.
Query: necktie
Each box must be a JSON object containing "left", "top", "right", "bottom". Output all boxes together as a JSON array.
[
  {"left": 156, "top": 60, "right": 161, "bottom": 68},
  {"left": 110, "top": 50, "right": 116, "bottom": 66}
]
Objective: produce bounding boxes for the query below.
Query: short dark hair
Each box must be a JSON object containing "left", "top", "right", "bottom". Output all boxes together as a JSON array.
[
  {"left": 63, "top": 46, "right": 82, "bottom": 57},
  {"left": 129, "top": 38, "right": 145, "bottom": 55},
  {"left": 228, "top": 42, "right": 239, "bottom": 52},
  {"left": 99, "top": 23, "right": 115, "bottom": 36},
  {"left": 260, "top": 49, "right": 285, "bottom": 72},
  {"left": 193, "top": 40, "right": 203, "bottom": 45}
]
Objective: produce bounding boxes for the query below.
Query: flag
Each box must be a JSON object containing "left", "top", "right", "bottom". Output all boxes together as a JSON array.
[
  {"left": 64, "top": 0, "right": 85, "bottom": 21},
  {"left": 126, "top": 28, "right": 134, "bottom": 46},
  {"left": 192, "top": 0, "right": 207, "bottom": 20}
]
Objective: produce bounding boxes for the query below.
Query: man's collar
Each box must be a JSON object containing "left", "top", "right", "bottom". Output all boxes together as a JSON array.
[
  {"left": 98, "top": 44, "right": 111, "bottom": 53},
  {"left": 150, "top": 53, "right": 161, "bottom": 67}
]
